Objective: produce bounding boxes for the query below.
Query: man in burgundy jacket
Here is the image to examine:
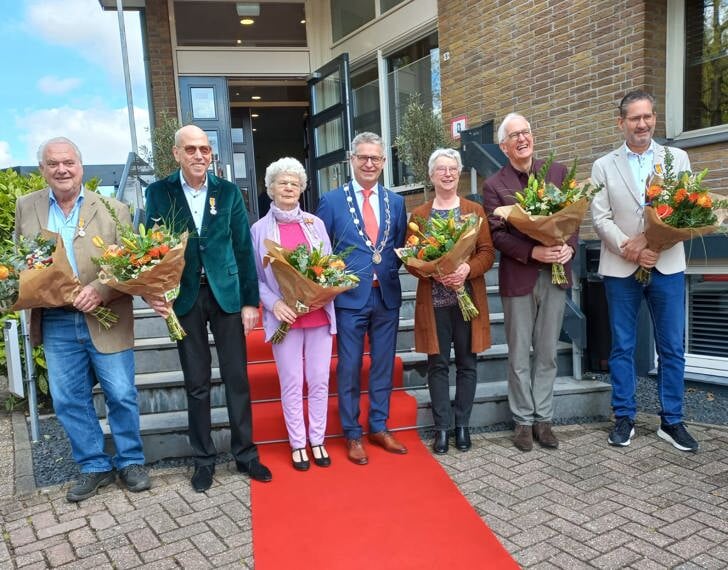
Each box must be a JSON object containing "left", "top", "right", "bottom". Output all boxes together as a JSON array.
[{"left": 482, "top": 113, "right": 577, "bottom": 452}]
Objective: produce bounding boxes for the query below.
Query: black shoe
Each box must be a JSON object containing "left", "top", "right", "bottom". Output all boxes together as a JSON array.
[
  {"left": 455, "top": 426, "right": 471, "bottom": 451},
  {"left": 608, "top": 417, "right": 635, "bottom": 447},
  {"left": 191, "top": 464, "right": 215, "bottom": 492},
  {"left": 658, "top": 422, "right": 699, "bottom": 452},
  {"left": 310, "top": 444, "right": 331, "bottom": 467},
  {"left": 119, "top": 464, "right": 151, "bottom": 492},
  {"left": 432, "top": 430, "right": 449, "bottom": 454},
  {"left": 66, "top": 470, "right": 116, "bottom": 502},
  {"left": 291, "top": 448, "right": 310, "bottom": 471},
  {"left": 236, "top": 458, "right": 273, "bottom": 482}
]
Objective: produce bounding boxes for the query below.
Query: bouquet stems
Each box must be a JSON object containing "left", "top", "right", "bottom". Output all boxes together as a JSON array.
[
  {"left": 270, "top": 322, "right": 291, "bottom": 344},
  {"left": 551, "top": 262, "right": 567, "bottom": 285},
  {"left": 455, "top": 286, "right": 479, "bottom": 321},
  {"left": 165, "top": 309, "right": 187, "bottom": 341},
  {"left": 91, "top": 307, "right": 119, "bottom": 330},
  {"left": 635, "top": 266, "right": 652, "bottom": 285}
]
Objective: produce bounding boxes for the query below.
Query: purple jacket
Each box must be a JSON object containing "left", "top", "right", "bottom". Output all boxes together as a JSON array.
[
  {"left": 482, "top": 159, "right": 577, "bottom": 296},
  {"left": 250, "top": 210, "right": 337, "bottom": 341}
]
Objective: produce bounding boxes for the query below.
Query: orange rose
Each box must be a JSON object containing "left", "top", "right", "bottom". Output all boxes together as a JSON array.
[
  {"left": 656, "top": 204, "right": 674, "bottom": 219},
  {"left": 406, "top": 235, "right": 419, "bottom": 246},
  {"left": 148, "top": 247, "right": 161, "bottom": 259},
  {"left": 312, "top": 266, "right": 324, "bottom": 277},
  {"left": 688, "top": 192, "right": 700, "bottom": 203},
  {"left": 0, "top": 265, "right": 9, "bottom": 280},
  {"left": 158, "top": 244, "right": 170, "bottom": 256},
  {"left": 696, "top": 194, "right": 713, "bottom": 208}
]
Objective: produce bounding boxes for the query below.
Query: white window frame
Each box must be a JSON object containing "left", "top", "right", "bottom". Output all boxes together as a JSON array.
[{"left": 665, "top": 0, "right": 728, "bottom": 140}]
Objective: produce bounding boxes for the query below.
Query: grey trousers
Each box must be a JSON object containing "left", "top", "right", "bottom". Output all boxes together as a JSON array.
[{"left": 502, "top": 270, "right": 566, "bottom": 425}]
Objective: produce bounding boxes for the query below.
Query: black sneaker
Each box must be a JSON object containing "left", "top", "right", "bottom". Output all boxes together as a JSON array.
[
  {"left": 657, "top": 422, "right": 699, "bottom": 452},
  {"left": 66, "top": 471, "right": 116, "bottom": 502},
  {"left": 608, "top": 417, "right": 635, "bottom": 447},
  {"left": 119, "top": 464, "right": 151, "bottom": 492}
]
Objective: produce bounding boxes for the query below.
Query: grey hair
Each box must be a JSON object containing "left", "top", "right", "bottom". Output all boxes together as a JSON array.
[
  {"left": 264, "top": 157, "right": 307, "bottom": 198},
  {"left": 37, "top": 137, "right": 83, "bottom": 164},
  {"left": 496, "top": 113, "right": 531, "bottom": 143},
  {"left": 351, "top": 132, "right": 384, "bottom": 153},
  {"left": 428, "top": 148, "right": 463, "bottom": 177},
  {"left": 618, "top": 90, "right": 656, "bottom": 118}
]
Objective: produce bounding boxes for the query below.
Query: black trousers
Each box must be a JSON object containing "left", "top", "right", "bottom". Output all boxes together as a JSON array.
[
  {"left": 427, "top": 305, "right": 477, "bottom": 430},
  {"left": 177, "top": 285, "right": 258, "bottom": 466}
]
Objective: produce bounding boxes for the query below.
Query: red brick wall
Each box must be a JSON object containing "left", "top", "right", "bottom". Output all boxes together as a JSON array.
[{"left": 144, "top": 0, "right": 177, "bottom": 127}]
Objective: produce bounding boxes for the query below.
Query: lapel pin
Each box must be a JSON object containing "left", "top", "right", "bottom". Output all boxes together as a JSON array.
[
  {"left": 209, "top": 197, "right": 217, "bottom": 216},
  {"left": 78, "top": 217, "right": 86, "bottom": 237}
]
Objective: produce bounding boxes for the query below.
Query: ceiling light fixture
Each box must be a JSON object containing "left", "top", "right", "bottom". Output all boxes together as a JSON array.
[
  {"left": 300, "top": 19, "right": 306, "bottom": 24},
  {"left": 240, "top": 18, "right": 254, "bottom": 25},
  {"left": 251, "top": 113, "right": 259, "bottom": 118},
  {"left": 236, "top": 39, "right": 242, "bottom": 44},
  {"left": 251, "top": 95, "right": 261, "bottom": 100}
]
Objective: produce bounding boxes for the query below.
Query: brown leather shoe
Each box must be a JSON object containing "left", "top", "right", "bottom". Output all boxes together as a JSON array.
[
  {"left": 513, "top": 424, "right": 533, "bottom": 452},
  {"left": 346, "top": 438, "right": 368, "bottom": 465},
  {"left": 533, "top": 422, "right": 559, "bottom": 449},
  {"left": 367, "top": 431, "right": 408, "bottom": 454}
]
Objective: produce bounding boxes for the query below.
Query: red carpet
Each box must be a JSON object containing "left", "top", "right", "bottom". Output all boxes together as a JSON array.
[{"left": 252, "top": 411, "right": 517, "bottom": 569}]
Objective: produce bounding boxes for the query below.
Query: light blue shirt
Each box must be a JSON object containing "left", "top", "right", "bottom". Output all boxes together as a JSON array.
[
  {"left": 180, "top": 171, "right": 208, "bottom": 234},
  {"left": 47, "top": 188, "right": 84, "bottom": 275},
  {"left": 625, "top": 140, "right": 655, "bottom": 204}
]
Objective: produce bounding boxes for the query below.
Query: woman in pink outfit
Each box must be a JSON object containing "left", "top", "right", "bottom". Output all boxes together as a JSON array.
[{"left": 250, "top": 157, "right": 336, "bottom": 471}]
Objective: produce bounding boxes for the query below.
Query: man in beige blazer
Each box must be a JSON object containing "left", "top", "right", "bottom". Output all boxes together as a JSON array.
[
  {"left": 15, "top": 137, "right": 150, "bottom": 501},
  {"left": 591, "top": 90, "right": 697, "bottom": 453}
]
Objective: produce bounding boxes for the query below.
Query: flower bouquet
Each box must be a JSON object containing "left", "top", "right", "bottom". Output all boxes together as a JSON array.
[
  {"left": 635, "top": 148, "right": 728, "bottom": 284},
  {"left": 493, "top": 155, "right": 603, "bottom": 284},
  {"left": 0, "top": 231, "right": 118, "bottom": 328},
  {"left": 91, "top": 199, "right": 188, "bottom": 340},
  {"left": 396, "top": 211, "right": 482, "bottom": 320},
  {"left": 263, "top": 238, "right": 359, "bottom": 343}
]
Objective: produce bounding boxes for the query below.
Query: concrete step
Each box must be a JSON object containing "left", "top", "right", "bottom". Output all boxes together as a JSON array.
[
  {"left": 399, "top": 341, "right": 574, "bottom": 387},
  {"left": 410, "top": 376, "right": 611, "bottom": 429},
  {"left": 398, "top": 286, "right": 502, "bottom": 320},
  {"left": 395, "top": 315, "right": 505, "bottom": 352}
]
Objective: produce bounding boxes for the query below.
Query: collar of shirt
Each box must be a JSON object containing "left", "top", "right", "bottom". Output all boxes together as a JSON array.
[
  {"left": 47, "top": 187, "right": 85, "bottom": 275},
  {"left": 180, "top": 171, "right": 208, "bottom": 196},
  {"left": 48, "top": 186, "right": 85, "bottom": 214},
  {"left": 350, "top": 178, "right": 380, "bottom": 225}
]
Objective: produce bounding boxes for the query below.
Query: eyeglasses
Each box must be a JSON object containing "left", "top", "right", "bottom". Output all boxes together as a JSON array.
[
  {"left": 353, "top": 154, "right": 384, "bottom": 165},
  {"left": 434, "top": 166, "right": 460, "bottom": 175},
  {"left": 625, "top": 113, "right": 656, "bottom": 125},
  {"left": 275, "top": 179, "right": 301, "bottom": 189},
  {"left": 182, "top": 145, "right": 212, "bottom": 156},
  {"left": 44, "top": 160, "right": 78, "bottom": 169},
  {"left": 506, "top": 129, "right": 532, "bottom": 141}
]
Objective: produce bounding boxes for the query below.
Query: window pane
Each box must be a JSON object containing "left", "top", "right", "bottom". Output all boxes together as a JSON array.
[
  {"left": 352, "top": 77, "right": 381, "bottom": 136},
  {"left": 174, "top": 1, "right": 307, "bottom": 48},
  {"left": 315, "top": 117, "right": 344, "bottom": 155},
  {"left": 684, "top": 0, "right": 728, "bottom": 130},
  {"left": 312, "top": 70, "right": 341, "bottom": 114},
  {"left": 387, "top": 48, "right": 441, "bottom": 186},
  {"left": 381, "top": 0, "right": 405, "bottom": 13},
  {"left": 331, "top": 0, "right": 375, "bottom": 41},
  {"left": 317, "top": 163, "right": 345, "bottom": 194}
]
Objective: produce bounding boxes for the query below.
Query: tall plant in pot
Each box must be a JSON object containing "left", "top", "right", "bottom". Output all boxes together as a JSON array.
[{"left": 394, "top": 93, "right": 449, "bottom": 200}]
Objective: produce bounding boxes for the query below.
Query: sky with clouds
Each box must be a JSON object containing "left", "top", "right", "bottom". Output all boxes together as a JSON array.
[{"left": 0, "top": 0, "right": 150, "bottom": 169}]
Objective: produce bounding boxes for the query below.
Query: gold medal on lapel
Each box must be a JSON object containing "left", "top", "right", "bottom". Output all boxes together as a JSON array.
[{"left": 209, "top": 197, "right": 217, "bottom": 216}]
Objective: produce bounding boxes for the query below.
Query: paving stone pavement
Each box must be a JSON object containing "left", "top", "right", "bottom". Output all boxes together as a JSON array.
[{"left": 1, "top": 412, "right": 727, "bottom": 569}]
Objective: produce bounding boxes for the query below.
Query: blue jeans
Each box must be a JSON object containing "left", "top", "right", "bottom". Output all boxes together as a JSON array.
[
  {"left": 42, "top": 309, "right": 144, "bottom": 472},
  {"left": 603, "top": 270, "right": 686, "bottom": 424}
]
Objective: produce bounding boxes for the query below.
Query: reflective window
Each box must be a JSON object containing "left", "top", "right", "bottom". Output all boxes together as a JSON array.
[
  {"left": 174, "top": 1, "right": 307, "bottom": 48},
  {"left": 331, "top": 0, "right": 375, "bottom": 41},
  {"left": 381, "top": 0, "right": 406, "bottom": 13},
  {"left": 352, "top": 66, "right": 381, "bottom": 136},
  {"left": 684, "top": 0, "right": 728, "bottom": 130}
]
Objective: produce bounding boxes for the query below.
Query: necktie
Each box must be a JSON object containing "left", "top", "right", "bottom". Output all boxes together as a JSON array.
[{"left": 361, "top": 188, "right": 379, "bottom": 244}]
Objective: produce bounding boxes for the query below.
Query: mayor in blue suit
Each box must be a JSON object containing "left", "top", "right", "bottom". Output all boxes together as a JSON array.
[{"left": 317, "top": 132, "right": 408, "bottom": 465}]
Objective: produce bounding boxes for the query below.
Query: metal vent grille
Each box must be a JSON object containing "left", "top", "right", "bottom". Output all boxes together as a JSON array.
[{"left": 687, "top": 277, "right": 728, "bottom": 357}]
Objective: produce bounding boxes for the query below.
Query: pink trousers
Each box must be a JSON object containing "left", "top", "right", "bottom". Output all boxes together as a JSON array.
[{"left": 271, "top": 325, "right": 332, "bottom": 449}]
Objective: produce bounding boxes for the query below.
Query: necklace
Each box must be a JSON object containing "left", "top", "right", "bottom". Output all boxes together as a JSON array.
[{"left": 344, "top": 181, "right": 391, "bottom": 264}]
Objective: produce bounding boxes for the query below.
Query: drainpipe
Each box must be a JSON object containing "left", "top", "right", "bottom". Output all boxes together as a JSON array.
[{"left": 116, "top": 0, "right": 138, "bottom": 155}]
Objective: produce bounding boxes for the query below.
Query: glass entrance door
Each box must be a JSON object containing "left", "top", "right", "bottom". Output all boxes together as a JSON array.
[{"left": 306, "top": 54, "right": 354, "bottom": 212}]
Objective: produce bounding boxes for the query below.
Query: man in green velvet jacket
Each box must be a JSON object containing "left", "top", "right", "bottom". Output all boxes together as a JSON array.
[{"left": 145, "top": 125, "right": 272, "bottom": 491}]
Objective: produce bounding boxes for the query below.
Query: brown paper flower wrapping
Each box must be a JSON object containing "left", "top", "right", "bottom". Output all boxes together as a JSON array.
[
  {"left": 97, "top": 232, "right": 188, "bottom": 298},
  {"left": 396, "top": 216, "right": 483, "bottom": 276},
  {"left": 643, "top": 200, "right": 728, "bottom": 254},
  {"left": 492, "top": 197, "right": 590, "bottom": 246},
  {"left": 12, "top": 230, "right": 81, "bottom": 310},
  {"left": 263, "top": 239, "right": 356, "bottom": 314}
]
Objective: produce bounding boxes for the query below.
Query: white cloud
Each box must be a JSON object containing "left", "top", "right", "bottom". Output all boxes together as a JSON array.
[
  {"left": 15, "top": 106, "right": 150, "bottom": 167},
  {"left": 37, "top": 75, "right": 82, "bottom": 95},
  {"left": 0, "top": 142, "right": 13, "bottom": 169},
  {"left": 24, "top": 0, "right": 145, "bottom": 88}
]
